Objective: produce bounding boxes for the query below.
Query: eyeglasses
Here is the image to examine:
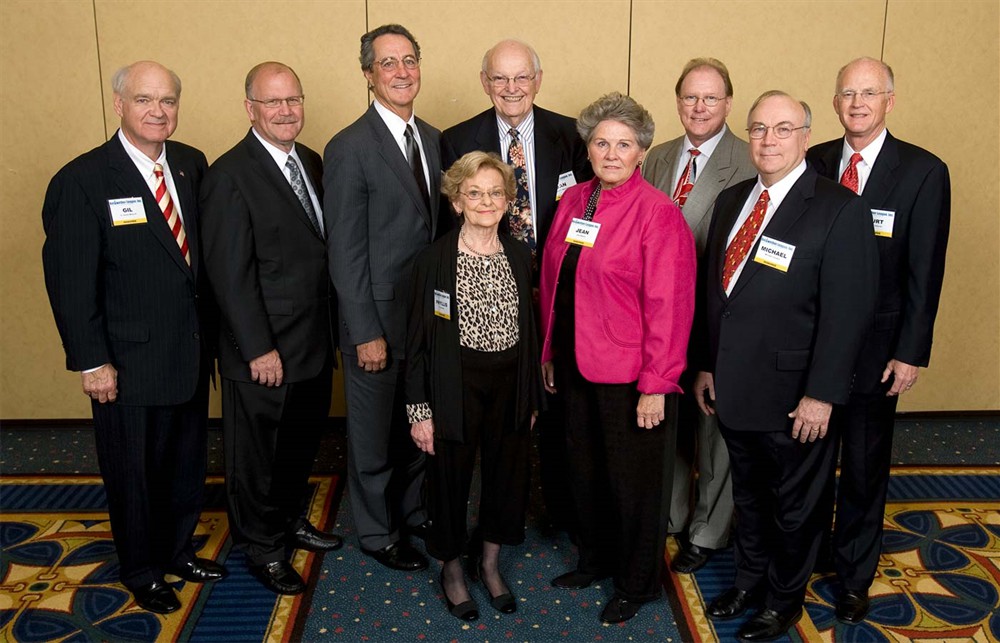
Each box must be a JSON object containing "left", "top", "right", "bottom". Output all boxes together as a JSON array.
[
  {"left": 836, "top": 89, "right": 891, "bottom": 102},
  {"left": 374, "top": 56, "right": 420, "bottom": 72},
  {"left": 679, "top": 95, "right": 723, "bottom": 107},
  {"left": 487, "top": 74, "right": 536, "bottom": 88},
  {"left": 459, "top": 189, "right": 506, "bottom": 201},
  {"left": 248, "top": 96, "right": 304, "bottom": 108},
  {"left": 747, "top": 123, "right": 809, "bottom": 139}
]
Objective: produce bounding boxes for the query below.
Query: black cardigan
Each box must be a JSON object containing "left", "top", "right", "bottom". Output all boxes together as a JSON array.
[{"left": 405, "top": 228, "right": 543, "bottom": 442}]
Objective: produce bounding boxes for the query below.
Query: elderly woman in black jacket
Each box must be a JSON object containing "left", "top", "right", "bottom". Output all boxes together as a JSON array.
[{"left": 406, "top": 151, "right": 543, "bottom": 622}]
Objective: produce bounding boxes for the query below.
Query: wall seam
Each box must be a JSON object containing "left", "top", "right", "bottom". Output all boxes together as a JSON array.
[
  {"left": 881, "top": 0, "right": 889, "bottom": 59},
  {"left": 626, "top": 0, "right": 633, "bottom": 95},
  {"left": 92, "top": 0, "right": 107, "bottom": 138}
]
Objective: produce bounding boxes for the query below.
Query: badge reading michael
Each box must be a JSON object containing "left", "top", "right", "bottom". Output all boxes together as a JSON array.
[
  {"left": 108, "top": 197, "right": 147, "bottom": 226},
  {"left": 753, "top": 236, "right": 795, "bottom": 272},
  {"left": 433, "top": 290, "right": 451, "bottom": 320},
  {"left": 555, "top": 171, "right": 577, "bottom": 201},
  {"left": 565, "top": 218, "right": 601, "bottom": 247},
  {"left": 871, "top": 209, "right": 895, "bottom": 238}
]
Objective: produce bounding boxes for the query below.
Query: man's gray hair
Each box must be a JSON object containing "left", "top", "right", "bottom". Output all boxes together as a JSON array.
[
  {"left": 481, "top": 39, "right": 541, "bottom": 75},
  {"left": 747, "top": 90, "right": 812, "bottom": 128},
  {"left": 359, "top": 24, "right": 420, "bottom": 71},
  {"left": 111, "top": 61, "right": 182, "bottom": 96},
  {"left": 836, "top": 56, "right": 895, "bottom": 92}
]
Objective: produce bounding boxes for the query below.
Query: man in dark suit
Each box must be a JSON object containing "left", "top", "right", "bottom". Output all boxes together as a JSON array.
[
  {"left": 644, "top": 58, "right": 755, "bottom": 573},
  {"left": 200, "top": 62, "right": 343, "bottom": 596},
  {"left": 324, "top": 24, "right": 439, "bottom": 572},
  {"left": 807, "top": 57, "right": 950, "bottom": 624},
  {"left": 693, "top": 91, "right": 878, "bottom": 641},
  {"left": 41, "top": 60, "right": 225, "bottom": 614},
  {"left": 441, "top": 39, "right": 591, "bottom": 537}
]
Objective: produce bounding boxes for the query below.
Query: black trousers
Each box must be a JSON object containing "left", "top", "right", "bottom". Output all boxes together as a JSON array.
[
  {"left": 222, "top": 364, "right": 332, "bottom": 566},
  {"left": 829, "top": 389, "right": 899, "bottom": 591},
  {"left": 91, "top": 384, "right": 208, "bottom": 591},
  {"left": 720, "top": 420, "right": 838, "bottom": 613},
  {"left": 558, "top": 362, "right": 676, "bottom": 603},
  {"left": 426, "top": 347, "right": 530, "bottom": 561}
]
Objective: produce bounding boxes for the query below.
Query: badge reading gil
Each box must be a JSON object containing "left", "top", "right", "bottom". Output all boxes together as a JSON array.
[{"left": 107, "top": 197, "right": 147, "bottom": 226}]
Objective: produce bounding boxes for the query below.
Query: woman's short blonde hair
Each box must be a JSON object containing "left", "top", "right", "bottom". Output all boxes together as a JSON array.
[{"left": 441, "top": 151, "right": 517, "bottom": 206}]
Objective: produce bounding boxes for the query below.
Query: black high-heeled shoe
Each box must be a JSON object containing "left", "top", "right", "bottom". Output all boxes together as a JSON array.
[
  {"left": 479, "top": 564, "right": 516, "bottom": 614},
  {"left": 439, "top": 570, "right": 479, "bottom": 621}
]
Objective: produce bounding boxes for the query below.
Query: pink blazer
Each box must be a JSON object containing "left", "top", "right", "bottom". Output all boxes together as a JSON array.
[{"left": 539, "top": 170, "right": 696, "bottom": 394}]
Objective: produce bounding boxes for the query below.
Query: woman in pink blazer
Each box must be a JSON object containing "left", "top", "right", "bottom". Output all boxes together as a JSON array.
[{"left": 539, "top": 92, "right": 697, "bottom": 625}]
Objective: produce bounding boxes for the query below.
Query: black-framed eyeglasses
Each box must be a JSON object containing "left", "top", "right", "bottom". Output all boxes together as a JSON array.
[
  {"left": 679, "top": 95, "right": 722, "bottom": 107},
  {"left": 747, "top": 123, "right": 809, "bottom": 139},
  {"left": 248, "top": 96, "right": 304, "bottom": 108},
  {"left": 458, "top": 189, "right": 506, "bottom": 201},
  {"left": 487, "top": 74, "right": 536, "bottom": 88},
  {"left": 375, "top": 56, "right": 420, "bottom": 72}
]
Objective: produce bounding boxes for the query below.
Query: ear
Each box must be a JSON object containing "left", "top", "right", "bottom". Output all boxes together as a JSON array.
[
  {"left": 533, "top": 69, "right": 543, "bottom": 93},
  {"left": 723, "top": 96, "right": 733, "bottom": 118},
  {"left": 244, "top": 99, "right": 255, "bottom": 123},
  {"left": 480, "top": 70, "right": 492, "bottom": 96},
  {"left": 885, "top": 92, "right": 895, "bottom": 116},
  {"left": 113, "top": 94, "right": 124, "bottom": 118},
  {"left": 452, "top": 198, "right": 463, "bottom": 215}
]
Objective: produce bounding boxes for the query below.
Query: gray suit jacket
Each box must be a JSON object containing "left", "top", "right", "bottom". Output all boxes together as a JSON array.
[
  {"left": 323, "top": 104, "right": 442, "bottom": 357},
  {"left": 643, "top": 126, "right": 755, "bottom": 255}
]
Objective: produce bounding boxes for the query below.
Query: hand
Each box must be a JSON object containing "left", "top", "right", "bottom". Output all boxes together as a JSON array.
[
  {"left": 636, "top": 393, "right": 665, "bottom": 430},
  {"left": 81, "top": 364, "right": 118, "bottom": 403},
  {"left": 882, "top": 359, "right": 920, "bottom": 396},
  {"left": 530, "top": 411, "right": 538, "bottom": 431},
  {"left": 410, "top": 418, "right": 435, "bottom": 456},
  {"left": 542, "top": 361, "right": 556, "bottom": 394},
  {"left": 357, "top": 337, "right": 388, "bottom": 373},
  {"left": 788, "top": 396, "right": 833, "bottom": 443},
  {"left": 693, "top": 371, "right": 716, "bottom": 416},
  {"left": 250, "top": 349, "right": 283, "bottom": 387}
]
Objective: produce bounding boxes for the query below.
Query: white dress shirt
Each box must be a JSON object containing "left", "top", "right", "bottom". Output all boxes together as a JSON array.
[
  {"left": 251, "top": 128, "right": 323, "bottom": 233},
  {"left": 497, "top": 110, "right": 538, "bottom": 232},
  {"left": 118, "top": 129, "right": 184, "bottom": 223},
  {"left": 671, "top": 126, "right": 727, "bottom": 192},
  {"left": 372, "top": 99, "right": 431, "bottom": 195},
  {"left": 837, "top": 127, "right": 887, "bottom": 195}
]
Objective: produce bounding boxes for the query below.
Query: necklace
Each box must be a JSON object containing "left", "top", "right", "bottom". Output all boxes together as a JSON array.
[{"left": 460, "top": 226, "right": 502, "bottom": 262}]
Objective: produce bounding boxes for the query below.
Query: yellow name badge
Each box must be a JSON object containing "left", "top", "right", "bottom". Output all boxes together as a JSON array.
[
  {"left": 753, "top": 235, "right": 795, "bottom": 272},
  {"left": 871, "top": 209, "right": 895, "bottom": 238},
  {"left": 108, "top": 197, "right": 147, "bottom": 226},
  {"left": 565, "top": 218, "right": 601, "bottom": 247},
  {"left": 555, "top": 171, "right": 577, "bottom": 201},
  {"left": 433, "top": 289, "right": 451, "bottom": 320}
]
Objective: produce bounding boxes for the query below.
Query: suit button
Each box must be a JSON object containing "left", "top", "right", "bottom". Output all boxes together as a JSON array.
[
  {"left": 722, "top": 311, "right": 731, "bottom": 319},
  {"left": 193, "top": 332, "right": 200, "bottom": 339}
]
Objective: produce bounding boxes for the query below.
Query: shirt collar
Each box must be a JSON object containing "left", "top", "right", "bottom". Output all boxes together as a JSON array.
[
  {"left": 372, "top": 98, "right": 418, "bottom": 142},
  {"left": 496, "top": 108, "right": 535, "bottom": 140},
  {"left": 251, "top": 127, "right": 299, "bottom": 168},
  {"left": 117, "top": 129, "right": 166, "bottom": 176},
  {"left": 754, "top": 159, "right": 807, "bottom": 210},
  {"left": 841, "top": 127, "right": 888, "bottom": 168},
  {"left": 682, "top": 125, "right": 727, "bottom": 160}
]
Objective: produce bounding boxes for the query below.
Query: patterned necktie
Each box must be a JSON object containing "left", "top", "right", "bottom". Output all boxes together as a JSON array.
[
  {"left": 672, "top": 148, "right": 701, "bottom": 207},
  {"left": 404, "top": 124, "right": 431, "bottom": 211},
  {"left": 840, "top": 152, "right": 863, "bottom": 194},
  {"left": 153, "top": 163, "right": 190, "bottom": 266},
  {"left": 722, "top": 190, "right": 769, "bottom": 290},
  {"left": 507, "top": 128, "right": 536, "bottom": 255},
  {"left": 285, "top": 157, "right": 323, "bottom": 238}
]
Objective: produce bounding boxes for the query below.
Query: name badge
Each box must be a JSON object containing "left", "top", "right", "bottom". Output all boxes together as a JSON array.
[
  {"left": 555, "top": 171, "right": 577, "bottom": 201},
  {"left": 871, "top": 209, "right": 895, "bottom": 238},
  {"left": 565, "top": 218, "right": 601, "bottom": 247},
  {"left": 108, "top": 197, "right": 147, "bottom": 226},
  {"left": 753, "top": 235, "right": 796, "bottom": 272},
  {"left": 433, "top": 290, "right": 451, "bottom": 320}
]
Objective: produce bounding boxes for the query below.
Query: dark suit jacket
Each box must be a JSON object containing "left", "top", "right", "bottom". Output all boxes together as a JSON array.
[
  {"left": 807, "top": 132, "right": 950, "bottom": 393},
  {"left": 42, "top": 133, "right": 211, "bottom": 406},
  {"left": 698, "top": 168, "right": 879, "bottom": 432},
  {"left": 200, "top": 129, "right": 334, "bottom": 383},
  {"left": 440, "top": 105, "right": 592, "bottom": 263},
  {"left": 324, "top": 104, "right": 442, "bottom": 357}
]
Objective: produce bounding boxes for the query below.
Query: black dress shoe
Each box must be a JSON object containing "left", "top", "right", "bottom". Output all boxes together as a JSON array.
[
  {"left": 835, "top": 589, "right": 870, "bottom": 624},
  {"left": 168, "top": 557, "right": 228, "bottom": 583},
  {"left": 672, "top": 543, "right": 714, "bottom": 574},
  {"left": 708, "top": 587, "right": 757, "bottom": 620},
  {"left": 737, "top": 607, "right": 802, "bottom": 641},
  {"left": 132, "top": 580, "right": 180, "bottom": 614},
  {"left": 440, "top": 571, "right": 479, "bottom": 621},
  {"left": 600, "top": 596, "right": 640, "bottom": 624},
  {"left": 551, "top": 569, "right": 608, "bottom": 589},
  {"left": 405, "top": 520, "right": 433, "bottom": 542},
  {"left": 250, "top": 560, "right": 306, "bottom": 595},
  {"left": 291, "top": 522, "right": 344, "bottom": 552},
  {"left": 479, "top": 565, "right": 516, "bottom": 614},
  {"left": 361, "top": 542, "right": 428, "bottom": 571}
]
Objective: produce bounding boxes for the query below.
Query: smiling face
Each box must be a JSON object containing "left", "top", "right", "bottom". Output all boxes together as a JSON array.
[
  {"left": 453, "top": 167, "right": 509, "bottom": 231},
  {"left": 114, "top": 62, "right": 179, "bottom": 160},
  {"left": 676, "top": 66, "right": 732, "bottom": 147},
  {"left": 587, "top": 120, "right": 646, "bottom": 189},
  {"left": 748, "top": 95, "right": 811, "bottom": 187},
  {"left": 480, "top": 41, "right": 542, "bottom": 128},
  {"left": 834, "top": 59, "right": 895, "bottom": 150},
  {"left": 364, "top": 33, "right": 421, "bottom": 120},
  {"left": 246, "top": 67, "right": 304, "bottom": 152}
]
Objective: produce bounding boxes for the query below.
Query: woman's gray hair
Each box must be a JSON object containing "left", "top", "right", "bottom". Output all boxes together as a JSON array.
[
  {"left": 576, "top": 92, "right": 655, "bottom": 149},
  {"left": 441, "top": 151, "right": 516, "bottom": 204}
]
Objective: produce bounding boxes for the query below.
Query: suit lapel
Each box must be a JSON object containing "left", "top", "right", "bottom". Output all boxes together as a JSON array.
[
  {"left": 365, "top": 106, "right": 433, "bottom": 230},
  {"left": 243, "top": 131, "right": 324, "bottom": 241},
  {"left": 533, "top": 108, "right": 561, "bottom": 234},
  {"left": 862, "top": 131, "right": 899, "bottom": 204},
  {"left": 685, "top": 128, "right": 734, "bottom": 231},
  {"left": 814, "top": 140, "right": 842, "bottom": 181},
  {"left": 475, "top": 112, "right": 502, "bottom": 155}
]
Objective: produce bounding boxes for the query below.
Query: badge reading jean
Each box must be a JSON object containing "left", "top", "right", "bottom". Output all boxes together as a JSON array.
[
  {"left": 753, "top": 236, "right": 796, "bottom": 272},
  {"left": 565, "top": 218, "right": 601, "bottom": 248}
]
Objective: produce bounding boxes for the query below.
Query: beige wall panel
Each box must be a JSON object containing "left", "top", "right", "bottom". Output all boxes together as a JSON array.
[
  {"left": 1, "top": 0, "right": 105, "bottom": 418},
  {"left": 367, "top": 0, "right": 632, "bottom": 132},
  {"left": 631, "top": 0, "right": 886, "bottom": 148},
  {"left": 883, "top": 0, "right": 999, "bottom": 411}
]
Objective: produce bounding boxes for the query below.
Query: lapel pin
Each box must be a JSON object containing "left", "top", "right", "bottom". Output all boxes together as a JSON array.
[{"left": 179, "top": 170, "right": 185, "bottom": 177}]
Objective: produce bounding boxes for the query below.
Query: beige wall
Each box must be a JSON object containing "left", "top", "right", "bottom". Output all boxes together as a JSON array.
[{"left": 1, "top": 0, "right": 996, "bottom": 419}]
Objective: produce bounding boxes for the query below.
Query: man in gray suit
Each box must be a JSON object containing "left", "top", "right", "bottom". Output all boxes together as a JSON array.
[
  {"left": 643, "top": 58, "right": 755, "bottom": 573},
  {"left": 324, "top": 24, "right": 440, "bottom": 571}
]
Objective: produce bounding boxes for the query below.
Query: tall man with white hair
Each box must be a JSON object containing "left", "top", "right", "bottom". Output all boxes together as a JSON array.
[{"left": 807, "top": 56, "right": 950, "bottom": 625}]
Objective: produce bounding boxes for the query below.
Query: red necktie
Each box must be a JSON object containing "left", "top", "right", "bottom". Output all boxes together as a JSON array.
[
  {"left": 722, "top": 190, "right": 769, "bottom": 290},
  {"left": 672, "top": 148, "right": 701, "bottom": 207},
  {"left": 840, "top": 152, "right": 863, "bottom": 194},
  {"left": 154, "top": 163, "right": 190, "bottom": 265}
]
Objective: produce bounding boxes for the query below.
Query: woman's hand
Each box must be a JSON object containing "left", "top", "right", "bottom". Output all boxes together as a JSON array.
[
  {"left": 542, "top": 361, "right": 557, "bottom": 394},
  {"left": 410, "top": 419, "right": 435, "bottom": 456},
  {"left": 636, "top": 394, "right": 665, "bottom": 430}
]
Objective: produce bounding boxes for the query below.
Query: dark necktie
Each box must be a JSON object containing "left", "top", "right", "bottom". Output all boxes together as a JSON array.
[
  {"left": 285, "top": 157, "right": 323, "bottom": 238},
  {"left": 404, "top": 124, "right": 431, "bottom": 211},
  {"left": 507, "top": 128, "right": 536, "bottom": 254}
]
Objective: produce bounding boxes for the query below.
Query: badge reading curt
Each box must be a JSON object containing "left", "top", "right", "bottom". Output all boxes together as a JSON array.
[
  {"left": 753, "top": 236, "right": 795, "bottom": 272},
  {"left": 108, "top": 197, "right": 147, "bottom": 226},
  {"left": 871, "top": 209, "right": 895, "bottom": 238}
]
